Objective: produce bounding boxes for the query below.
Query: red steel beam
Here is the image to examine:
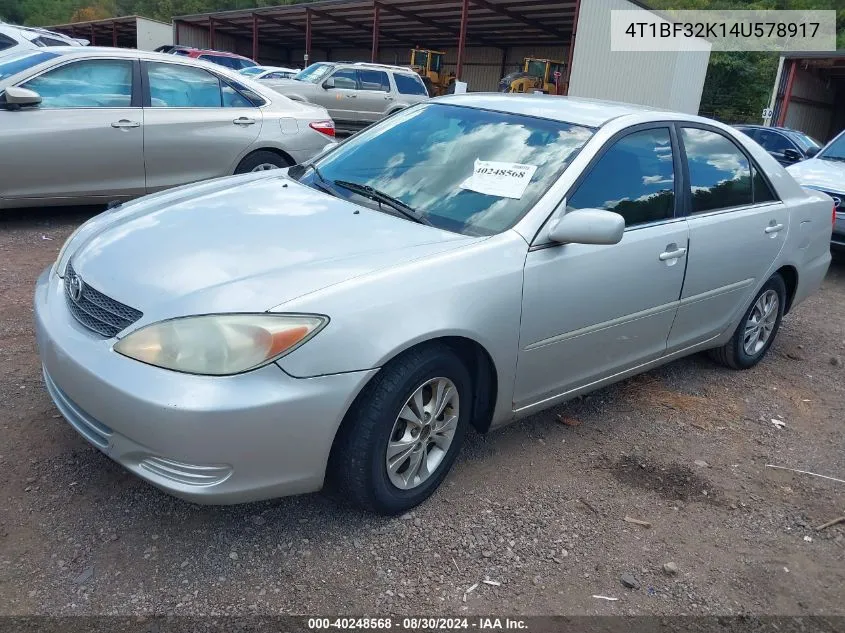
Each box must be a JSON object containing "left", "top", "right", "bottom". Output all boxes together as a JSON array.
[
  {"left": 90, "top": 24, "right": 96, "bottom": 46},
  {"left": 371, "top": 3, "right": 380, "bottom": 62},
  {"left": 305, "top": 8, "right": 312, "bottom": 66},
  {"left": 777, "top": 59, "right": 797, "bottom": 127},
  {"left": 252, "top": 12, "right": 258, "bottom": 61},
  {"left": 456, "top": 0, "right": 469, "bottom": 80},
  {"left": 112, "top": 22, "right": 117, "bottom": 46},
  {"left": 209, "top": 16, "right": 215, "bottom": 49},
  {"left": 174, "top": 20, "right": 180, "bottom": 45}
]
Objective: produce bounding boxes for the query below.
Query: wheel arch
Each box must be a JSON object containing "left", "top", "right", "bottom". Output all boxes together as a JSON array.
[
  {"left": 775, "top": 264, "right": 798, "bottom": 314},
  {"left": 233, "top": 147, "right": 296, "bottom": 173}
]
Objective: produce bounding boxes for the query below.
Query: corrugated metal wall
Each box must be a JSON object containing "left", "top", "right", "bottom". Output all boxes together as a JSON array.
[
  {"left": 175, "top": 22, "right": 567, "bottom": 92},
  {"left": 568, "top": 0, "right": 710, "bottom": 114},
  {"left": 784, "top": 65, "right": 839, "bottom": 141}
]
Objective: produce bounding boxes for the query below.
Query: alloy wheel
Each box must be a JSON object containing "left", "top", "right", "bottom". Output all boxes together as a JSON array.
[{"left": 743, "top": 289, "right": 779, "bottom": 356}]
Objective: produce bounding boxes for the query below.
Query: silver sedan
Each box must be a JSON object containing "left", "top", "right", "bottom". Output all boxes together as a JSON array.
[
  {"left": 0, "top": 47, "right": 335, "bottom": 209},
  {"left": 35, "top": 95, "right": 832, "bottom": 514}
]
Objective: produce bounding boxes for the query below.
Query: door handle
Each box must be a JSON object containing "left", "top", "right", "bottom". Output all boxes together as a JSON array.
[
  {"left": 764, "top": 223, "right": 784, "bottom": 234},
  {"left": 346, "top": 94, "right": 357, "bottom": 98},
  {"left": 233, "top": 117, "right": 256, "bottom": 125},
  {"left": 385, "top": 96, "right": 394, "bottom": 101},
  {"left": 658, "top": 247, "right": 687, "bottom": 261},
  {"left": 111, "top": 119, "right": 140, "bottom": 129}
]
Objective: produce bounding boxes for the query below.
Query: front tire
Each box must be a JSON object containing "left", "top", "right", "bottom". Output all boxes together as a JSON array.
[
  {"left": 709, "top": 273, "right": 786, "bottom": 369},
  {"left": 329, "top": 344, "right": 472, "bottom": 514},
  {"left": 234, "top": 150, "right": 291, "bottom": 174}
]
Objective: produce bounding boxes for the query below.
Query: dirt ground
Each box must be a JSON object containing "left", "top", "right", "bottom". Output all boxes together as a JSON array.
[{"left": 1, "top": 206, "right": 844, "bottom": 617}]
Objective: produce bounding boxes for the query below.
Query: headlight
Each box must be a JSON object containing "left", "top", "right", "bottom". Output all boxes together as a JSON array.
[{"left": 113, "top": 314, "right": 328, "bottom": 376}]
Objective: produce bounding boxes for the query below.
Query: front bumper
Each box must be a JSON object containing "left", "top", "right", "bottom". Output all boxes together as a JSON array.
[
  {"left": 34, "top": 266, "right": 376, "bottom": 504},
  {"left": 833, "top": 211, "right": 845, "bottom": 248}
]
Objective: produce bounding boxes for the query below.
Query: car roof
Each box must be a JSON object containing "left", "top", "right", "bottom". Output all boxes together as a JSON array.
[{"left": 434, "top": 93, "right": 677, "bottom": 128}]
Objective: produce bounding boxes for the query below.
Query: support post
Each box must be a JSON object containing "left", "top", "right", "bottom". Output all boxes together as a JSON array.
[
  {"left": 499, "top": 47, "right": 507, "bottom": 82},
  {"left": 209, "top": 17, "right": 215, "bottom": 49},
  {"left": 174, "top": 21, "right": 180, "bottom": 45},
  {"left": 112, "top": 22, "right": 117, "bottom": 47},
  {"left": 456, "top": 0, "right": 469, "bottom": 80},
  {"left": 252, "top": 13, "right": 259, "bottom": 61},
  {"left": 561, "top": 0, "right": 582, "bottom": 95},
  {"left": 777, "top": 59, "right": 797, "bottom": 127},
  {"left": 90, "top": 24, "right": 96, "bottom": 46},
  {"left": 371, "top": 3, "right": 380, "bottom": 63},
  {"left": 305, "top": 8, "right": 312, "bottom": 66}
]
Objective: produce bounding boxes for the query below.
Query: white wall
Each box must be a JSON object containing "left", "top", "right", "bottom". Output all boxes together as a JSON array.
[
  {"left": 568, "top": 0, "right": 711, "bottom": 113},
  {"left": 135, "top": 17, "right": 172, "bottom": 51}
]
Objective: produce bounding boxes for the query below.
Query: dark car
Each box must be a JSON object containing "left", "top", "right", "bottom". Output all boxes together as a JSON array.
[
  {"left": 735, "top": 125, "right": 823, "bottom": 166},
  {"left": 153, "top": 45, "right": 256, "bottom": 71}
]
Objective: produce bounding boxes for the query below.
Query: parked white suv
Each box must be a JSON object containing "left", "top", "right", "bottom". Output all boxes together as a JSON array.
[
  {"left": 0, "top": 23, "right": 86, "bottom": 58},
  {"left": 263, "top": 61, "right": 429, "bottom": 135}
]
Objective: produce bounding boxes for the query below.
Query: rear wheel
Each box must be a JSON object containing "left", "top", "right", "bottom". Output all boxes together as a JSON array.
[
  {"left": 709, "top": 273, "right": 786, "bottom": 369},
  {"left": 234, "top": 150, "right": 292, "bottom": 174},
  {"left": 329, "top": 344, "right": 471, "bottom": 514}
]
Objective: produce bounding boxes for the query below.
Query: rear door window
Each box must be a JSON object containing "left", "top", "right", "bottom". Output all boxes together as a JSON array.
[
  {"left": 681, "top": 127, "right": 753, "bottom": 213},
  {"left": 358, "top": 69, "right": 390, "bottom": 92},
  {"left": 567, "top": 128, "right": 675, "bottom": 227},
  {"left": 393, "top": 72, "right": 428, "bottom": 96},
  {"left": 20, "top": 59, "right": 133, "bottom": 108},
  {"left": 148, "top": 62, "right": 223, "bottom": 107},
  {"left": 0, "top": 33, "right": 18, "bottom": 51}
]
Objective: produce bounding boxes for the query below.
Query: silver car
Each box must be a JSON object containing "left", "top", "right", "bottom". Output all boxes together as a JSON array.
[
  {"left": 264, "top": 61, "right": 429, "bottom": 135},
  {"left": 0, "top": 47, "right": 335, "bottom": 209},
  {"left": 786, "top": 128, "right": 845, "bottom": 248},
  {"left": 0, "top": 22, "right": 85, "bottom": 59},
  {"left": 35, "top": 95, "right": 832, "bottom": 514}
]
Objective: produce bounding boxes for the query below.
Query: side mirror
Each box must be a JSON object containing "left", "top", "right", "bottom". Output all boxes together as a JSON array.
[
  {"left": 805, "top": 146, "right": 819, "bottom": 158},
  {"left": 2, "top": 86, "right": 41, "bottom": 109},
  {"left": 548, "top": 208, "right": 625, "bottom": 245},
  {"left": 783, "top": 148, "right": 802, "bottom": 162},
  {"left": 322, "top": 77, "right": 335, "bottom": 89}
]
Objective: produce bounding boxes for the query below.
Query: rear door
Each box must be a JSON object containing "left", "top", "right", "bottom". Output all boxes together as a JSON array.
[
  {"left": 355, "top": 69, "right": 392, "bottom": 123},
  {"left": 141, "top": 60, "right": 262, "bottom": 191},
  {"left": 1, "top": 56, "right": 144, "bottom": 203},
  {"left": 667, "top": 125, "right": 788, "bottom": 350}
]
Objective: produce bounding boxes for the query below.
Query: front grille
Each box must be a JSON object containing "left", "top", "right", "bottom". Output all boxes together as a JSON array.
[{"left": 65, "top": 261, "right": 142, "bottom": 338}]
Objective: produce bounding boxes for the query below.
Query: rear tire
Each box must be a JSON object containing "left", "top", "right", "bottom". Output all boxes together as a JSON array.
[
  {"left": 234, "top": 150, "right": 291, "bottom": 174},
  {"left": 329, "top": 344, "right": 472, "bottom": 515},
  {"left": 709, "top": 273, "right": 786, "bottom": 369}
]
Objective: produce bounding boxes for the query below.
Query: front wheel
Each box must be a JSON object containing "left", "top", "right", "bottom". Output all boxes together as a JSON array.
[
  {"left": 329, "top": 344, "right": 472, "bottom": 514},
  {"left": 709, "top": 273, "right": 786, "bottom": 369}
]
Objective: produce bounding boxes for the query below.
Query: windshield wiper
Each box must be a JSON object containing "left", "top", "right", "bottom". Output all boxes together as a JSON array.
[{"left": 332, "top": 180, "right": 432, "bottom": 226}]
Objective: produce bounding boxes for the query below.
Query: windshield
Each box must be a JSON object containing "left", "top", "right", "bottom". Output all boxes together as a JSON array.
[
  {"left": 294, "top": 63, "right": 333, "bottom": 83},
  {"left": 526, "top": 60, "right": 546, "bottom": 78},
  {"left": 0, "top": 50, "right": 58, "bottom": 80},
  {"left": 239, "top": 65, "right": 264, "bottom": 76},
  {"left": 818, "top": 132, "right": 845, "bottom": 161},
  {"left": 786, "top": 130, "right": 822, "bottom": 151},
  {"left": 306, "top": 103, "right": 594, "bottom": 236}
]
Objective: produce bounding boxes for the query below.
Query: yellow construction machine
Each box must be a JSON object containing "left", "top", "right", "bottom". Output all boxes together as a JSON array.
[
  {"left": 410, "top": 48, "right": 455, "bottom": 96},
  {"left": 498, "top": 58, "right": 566, "bottom": 95}
]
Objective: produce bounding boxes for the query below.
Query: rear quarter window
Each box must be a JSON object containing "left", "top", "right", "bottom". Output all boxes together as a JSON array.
[
  {"left": 393, "top": 72, "right": 428, "bottom": 96},
  {"left": 0, "top": 33, "right": 17, "bottom": 51}
]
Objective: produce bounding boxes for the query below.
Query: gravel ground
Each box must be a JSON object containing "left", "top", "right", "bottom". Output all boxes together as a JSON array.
[{"left": 1, "top": 206, "right": 844, "bottom": 617}]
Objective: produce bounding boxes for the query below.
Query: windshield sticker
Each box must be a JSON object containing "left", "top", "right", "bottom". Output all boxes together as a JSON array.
[{"left": 460, "top": 159, "right": 538, "bottom": 199}]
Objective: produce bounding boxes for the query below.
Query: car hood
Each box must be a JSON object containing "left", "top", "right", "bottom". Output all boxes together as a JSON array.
[
  {"left": 69, "top": 174, "right": 475, "bottom": 324},
  {"left": 786, "top": 157, "right": 845, "bottom": 193}
]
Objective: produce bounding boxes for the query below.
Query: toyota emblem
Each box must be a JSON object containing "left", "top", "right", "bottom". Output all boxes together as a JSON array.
[
  {"left": 68, "top": 274, "right": 84, "bottom": 302},
  {"left": 832, "top": 196, "right": 841, "bottom": 209}
]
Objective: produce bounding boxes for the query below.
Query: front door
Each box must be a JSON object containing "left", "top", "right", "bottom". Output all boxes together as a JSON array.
[
  {"left": 1, "top": 57, "right": 145, "bottom": 203},
  {"left": 667, "top": 125, "right": 790, "bottom": 349},
  {"left": 319, "top": 68, "right": 361, "bottom": 130},
  {"left": 142, "top": 61, "right": 262, "bottom": 191},
  {"left": 514, "top": 126, "right": 688, "bottom": 409},
  {"left": 355, "top": 69, "right": 393, "bottom": 124}
]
